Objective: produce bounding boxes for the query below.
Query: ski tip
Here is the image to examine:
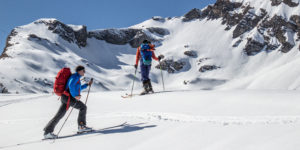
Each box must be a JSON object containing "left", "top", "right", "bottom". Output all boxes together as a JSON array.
[{"left": 121, "top": 94, "right": 134, "bottom": 98}]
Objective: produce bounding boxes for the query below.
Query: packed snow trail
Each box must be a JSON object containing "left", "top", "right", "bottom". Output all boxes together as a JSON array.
[{"left": 1, "top": 90, "right": 300, "bottom": 150}]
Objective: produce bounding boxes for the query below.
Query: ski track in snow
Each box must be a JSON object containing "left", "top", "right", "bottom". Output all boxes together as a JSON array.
[
  {"left": 0, "top": 94, "right": 51, "bottom": 107},
  {"left": 1, "top": 112, "right": 300, "bottom": 126},
  {"left": 88, "top": 112, "right": 300, "bottom": 126}
]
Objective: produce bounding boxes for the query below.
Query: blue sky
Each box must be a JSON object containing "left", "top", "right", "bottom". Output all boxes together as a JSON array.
[{"left": 0, "top": 0, "right": 216, "bottom": 54}]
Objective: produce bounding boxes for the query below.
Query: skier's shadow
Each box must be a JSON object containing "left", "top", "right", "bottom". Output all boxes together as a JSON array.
[
  {"left": 98, "top": 123, "right": 156, "bottom": 134},
  {"left": 58, "top": 122, "right": 157, "bottom": 140}
]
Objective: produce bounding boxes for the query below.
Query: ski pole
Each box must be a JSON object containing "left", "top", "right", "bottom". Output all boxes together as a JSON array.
[
  {"left": 84, "top": 78, "right": 93, "bottom": 105},
  {"left": 130, "top": 68, "right": 137, "bottom": 96},
  {"left": 159, "top": 61, "right": 165, "bottom": 91},
  {"left": 53, "top": 101, "right": 77, "bottom": 143}
]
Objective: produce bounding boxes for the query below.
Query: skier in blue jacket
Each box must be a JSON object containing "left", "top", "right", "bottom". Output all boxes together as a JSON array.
[{"left": 44, "top": 65, "right": 93, "bottom": 139}]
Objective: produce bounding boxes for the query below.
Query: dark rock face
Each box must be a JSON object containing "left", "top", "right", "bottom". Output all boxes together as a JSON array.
[
  {"left": 290, "top": 15, "right": 300, "bottom": 40},
  {"left": 155, "top": 59, "right": 186, "bottom": 73},
  {"left": 34, "top": 78, "right": 53, "bottom": 87},
  {"left": 35, "top": 19, "right": 88, "bottom": 47},
  {"left": 152, "top": 16, "right": 165, "bottom": 22},
  {"left": 260, "top": 15, "right": 287, "bottom": 43},
  {"left": 271, "top": 0, "right": 283, "bottom": 6},
  {"left": 183, "top": 8, "right": 201, "bottom": 22},
  {"left": 147, "top": 27, "right": 170, "bottom": 36},
  {"left": 259, "top": 15, "right": 297, "bottom": 53},
  {"left": 0, "top": 83, "right": 8, "bottom": 93},
  {"left": 201, "top": 0, "right": 242, "bottom": 20},
  {"left": 199, "top": 65, "right": 220, "bottom": 72},
  {"left": 232, "top": 39, "right": 243, "bottom": 47},
  {"left": 74, "top": 26, "right": 88, "bottom": 47},
  {"left": 0, "top": 29, "right": 17, "bottom": 59},
  {"left": 198, "top": 0, "right": 265, "bottom": 37},
  {"left": 88, "top": 27, "right": 169, "bottom": 48},
  {"left": 184, "top": 50, "right": 198, "bottom": 57},
  {"left": 28, "top": 34, "right": 47, "bottom": 41},
  {"left": 270, "top": 0, "right": 299, "bottom": 7},
  {"left": 129, "top": 30, "right": 158, "bottom": 48},
  {"left": 88, "top": 29, "right": 138, "bottom": 45},
  {"left": 244, "top": 39, "right": 266, "bottom": 56},
  {"left": 290, "top": 15, "right": 300, "bottom": 27},
  {"left": 233, "top": 8, "right": 267, "bottom": 38}
]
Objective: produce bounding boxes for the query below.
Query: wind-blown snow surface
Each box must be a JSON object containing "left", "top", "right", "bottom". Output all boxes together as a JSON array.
[{"left": 1, "top": 90, "right": 300, "bottom": 150}]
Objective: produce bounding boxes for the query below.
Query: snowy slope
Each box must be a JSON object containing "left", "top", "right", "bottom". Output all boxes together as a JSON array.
[
  {"left": 1, "top": 90, "right": 300, "bottom": 150},
  {"left": 131, "top": 0, "right": 300, "bottom": 90},
  {"left": 1, "top": 0, "right": 300, "bottom": 94}
]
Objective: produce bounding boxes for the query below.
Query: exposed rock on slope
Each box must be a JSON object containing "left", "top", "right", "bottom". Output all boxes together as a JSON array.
[{"left": 88, "top": 27, "right": 169, "bottom": 48}]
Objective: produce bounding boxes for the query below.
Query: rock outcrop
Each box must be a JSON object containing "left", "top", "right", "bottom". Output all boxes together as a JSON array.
[
  {"left": 35, "top": 19, "right": 88, "bottom": 47},
  {"left": 244, "top": 38, "right": 266, "bottom": 55},
  {"left": 183, "top": 8, "right": 201, "bottom": 22},
  {"left": 184, "top": 50, "right": 198, "bottom": 58},
  {"left": 270, "top": 0, "right": 299, "bottom": 7},
  {"left": 0, "top": 29, "right": 17, "bottom": 59},
  {"left": 155, "top": 59, "right": 186, "bottom": 73},
  {"left": 88, "top": 27, "right": 169, "bottom": 48},
  {"left": 232, "top": 8, "right": 267, "bottom": 38},
  {"left": 0, "top": 83, "right": 8, "bottom": 93},
  {"left": 199, "top": 65, "right": 220, "bottom": 73}
]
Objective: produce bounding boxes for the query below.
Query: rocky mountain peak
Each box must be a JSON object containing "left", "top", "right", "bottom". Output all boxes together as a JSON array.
[
  {"left": 34, "top": 19, "right": 88, "bottom": 47},
  {"left": 181, "top": 0, "right": 300, "bottom": 55}
]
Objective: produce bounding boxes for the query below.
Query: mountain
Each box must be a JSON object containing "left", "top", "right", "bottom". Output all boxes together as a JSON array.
[{"left": 1, "top": 0, "right": 300, "bottom": 94}]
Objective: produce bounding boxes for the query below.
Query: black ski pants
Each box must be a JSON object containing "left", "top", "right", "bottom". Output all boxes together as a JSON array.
[{"left": 44, "top": 94, "right": 87, "bottom": 134}]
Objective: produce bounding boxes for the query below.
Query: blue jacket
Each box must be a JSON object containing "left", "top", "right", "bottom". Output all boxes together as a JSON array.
[{"left": 66, "top": 73, "right": 88, "bottom": 97}]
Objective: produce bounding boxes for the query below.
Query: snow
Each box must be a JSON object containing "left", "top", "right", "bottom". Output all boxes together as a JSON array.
[
  {"left": 1, "top": 90, "right": 300, "bottom": 150},
  {"left": 67, "top": 24, "right": 85, "bottom": 31}
]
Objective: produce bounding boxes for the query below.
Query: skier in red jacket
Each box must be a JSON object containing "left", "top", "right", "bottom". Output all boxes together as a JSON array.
[{"left": 134, "top": 40, "right": 162, "bottom": 95}]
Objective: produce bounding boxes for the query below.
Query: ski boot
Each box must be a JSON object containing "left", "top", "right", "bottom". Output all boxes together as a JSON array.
[
  {"left": 147, "top": 80, "right": 154, "bottom": 93},
  {"left": 140, "top": 80, "right": 149, "bottom": 95},
  {"left": 44, "top": 132, "right": 58, "bottom": 139},
  {"left": 78, "top": 124, "right": 93, "bottom": 133}
]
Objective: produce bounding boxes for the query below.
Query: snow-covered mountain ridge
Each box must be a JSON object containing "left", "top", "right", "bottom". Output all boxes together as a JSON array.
[{"left": 1, "top": 0, "right": 300, "bottom": 93}]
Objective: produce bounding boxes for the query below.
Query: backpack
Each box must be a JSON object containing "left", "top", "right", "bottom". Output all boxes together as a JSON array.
[
  {"left": 53, "top": 68, "right": 72, "bottom": 96},
  {"left": 140, "top": 44, "right": 153, "bottom": 65}
]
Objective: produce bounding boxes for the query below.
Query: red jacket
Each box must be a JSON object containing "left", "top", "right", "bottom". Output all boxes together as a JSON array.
[{"left": 135, "top": 44, "right": 158, "bottom": 65}]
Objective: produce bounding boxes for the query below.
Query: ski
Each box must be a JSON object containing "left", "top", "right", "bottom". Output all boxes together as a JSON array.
[
  {"left": 121, "top": 92, "right": 156, "bottom": 98},
  {"left": 56, "top": 121, "right": 128, "bottom": 139},
  {"left": 1, "top": 122, "right": 128, "bottom": 148},
  {"left": 121, "top": 93, "right": 138, "bottom": 98}
]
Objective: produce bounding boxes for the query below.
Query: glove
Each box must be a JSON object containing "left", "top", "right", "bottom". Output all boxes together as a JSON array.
[
  {"left": 158, "top": 55, "right": 165, "bottom": 61},
  {"left": 158, "top": 56, "right": 162, "bottom": 61},
  {"left": 88, "top": 78, "right": 93, "bottom": 86},
  {"left": 134, "top": 64, "right": 138, "bottom": 69}
]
